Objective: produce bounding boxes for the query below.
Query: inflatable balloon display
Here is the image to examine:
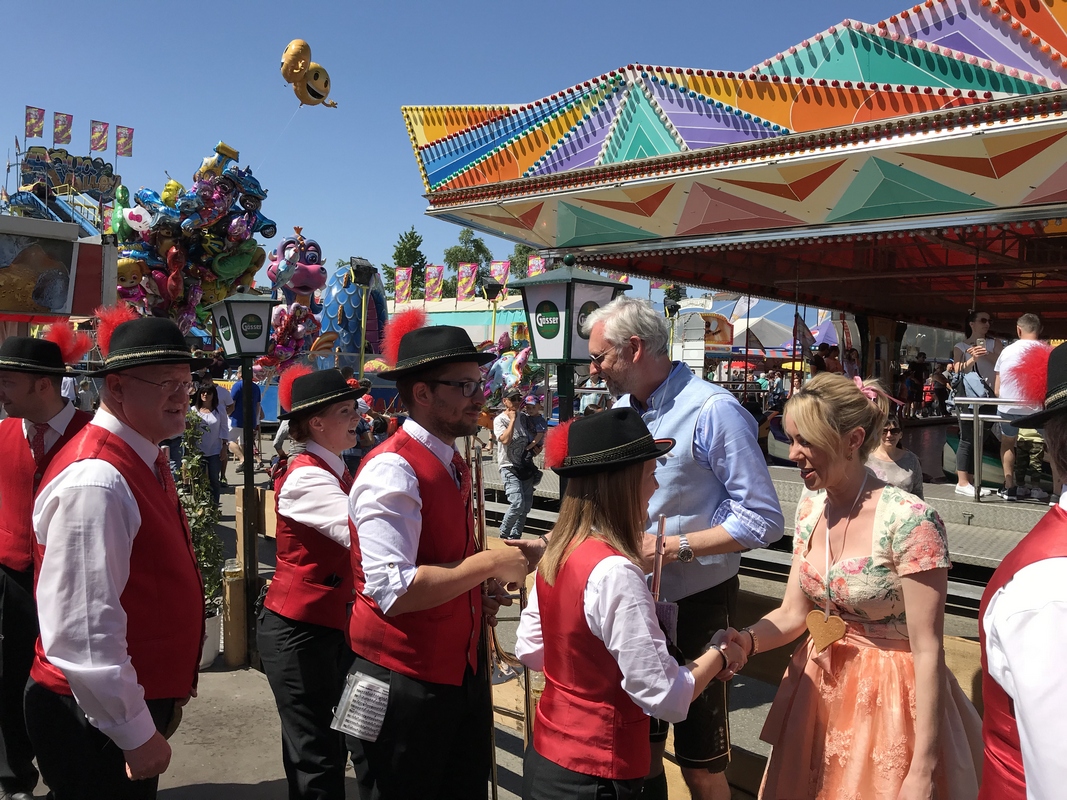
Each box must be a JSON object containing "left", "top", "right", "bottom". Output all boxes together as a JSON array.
[
  {"left": 320, "top": 261, "right": 388, "bottom": 361},
  {"left": 112, "top": 141, "right": 276, "bottom": 332},
  {"left": 280, "top": 39, "right": 337, "bottom": 108},
  {"left": 266, "top": 227, "right": 328, "bottom": 313}
]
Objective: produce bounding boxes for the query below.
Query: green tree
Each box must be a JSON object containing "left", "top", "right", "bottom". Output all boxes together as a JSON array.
[
  {"left": 507, "top": 242, "right": 537, "bottom": 280},
  {"left": 664, "top": 283, "right": 683, "bottom": 302},
  {"left": 381, "top": 227, "right": 429, "bottom": 299},
  {"left": 443, "top": 228, "right": 494, "bottom": 287}
]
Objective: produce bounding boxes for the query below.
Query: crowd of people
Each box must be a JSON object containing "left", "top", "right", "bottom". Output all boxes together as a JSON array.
[{"left": 0, "top": 296, "right": 1063, "bottom": 800}]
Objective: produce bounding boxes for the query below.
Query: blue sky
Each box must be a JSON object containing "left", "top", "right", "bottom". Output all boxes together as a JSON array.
[{"left": 2, "top": 0, "right": 908, "bottom": 324}]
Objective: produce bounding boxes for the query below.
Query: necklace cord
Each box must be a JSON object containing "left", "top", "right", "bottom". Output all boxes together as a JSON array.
[{"left": 823, "top": 474, "right": 868, "bottom": 620}]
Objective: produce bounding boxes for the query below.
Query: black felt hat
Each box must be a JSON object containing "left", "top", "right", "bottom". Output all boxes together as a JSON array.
[
  {"left": 378, "top": 326, "right": 495, "bottom": 380},
  {"left": 94, "top": 317, "right": 209, "bottom": 376},
  {"left": 279, "top": 369, "right": 361, "bottom": 420},
  {"left": 548, "top": 407, "right": 674, "bottom": 477},
  {"left": 1014, "top": 342, "right": 1067, "bottom": 428},
  {"left": 0, "top": 337, "right": 70, "bottom": 376}
]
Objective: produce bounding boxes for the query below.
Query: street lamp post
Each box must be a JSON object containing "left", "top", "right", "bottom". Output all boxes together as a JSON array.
[
  {"left": 207, "top": 292, "right": 280, "bottom": 665},
  {"left": 347, "top": 257, "right": 377, "bottom": 379},
  {"left": 482, "top": 279, "right": 504, "bottom": 342},
  {"left": 510, "top": 257, "right": 631, "bottom": 432}
]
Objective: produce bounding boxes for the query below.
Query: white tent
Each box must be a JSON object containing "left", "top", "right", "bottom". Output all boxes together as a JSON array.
[{"left": 732, "top": 316, "right": 792, "bottom": 349}]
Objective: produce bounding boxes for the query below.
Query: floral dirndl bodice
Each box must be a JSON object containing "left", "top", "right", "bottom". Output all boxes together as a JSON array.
[{"left": 794, "top": 485, "right": 951, "bottom": 641}]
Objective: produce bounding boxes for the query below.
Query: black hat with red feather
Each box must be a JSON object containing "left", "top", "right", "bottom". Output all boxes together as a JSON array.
[
  {"left": 0, "top": 321, "right": 94, "bottom": 376},
  {"left": 376, "top": 308, "right": 494, "bottom": 380},
  {"left": 278, "top": 366, "right": 360, "bottom": 420},
  {"left": 91, "top": 307, "right": 209, "bottom": 376},
  {"left": 544, "top": 407, "right": 675, "bottom": 477},
  {"left": 1011, "top": 342, "right": 1067, "bottom": 428}
]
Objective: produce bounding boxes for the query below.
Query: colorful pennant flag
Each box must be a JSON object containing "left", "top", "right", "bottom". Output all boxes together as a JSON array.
[
  {"left": 650, "top": 279, "right": 671, "bottom": 290},
  {"left": 527, "top": 255, "right": 546, "bottom": 278},
  {"left": 14, "top": 136, "right": 20, "bottom": 155},
  {"left": 424, "top": 265, "right": 444, "bottom": 302},
  {"left": 607, "top": 272, "right": 630, "bottom": 284},
  {"left": 793, "top": 312, "right": 816, "bottom": 354},
  {"left": 816, "top": 308, "right": 830, "bottom": 325},
  {"left": 394, "top": 267, "right": 412, "bottom": 305},
  {"left": 25, "top": 107, "right": 45, "bottom": 139},
  {"left": 490, "top": 260, "right": 511, "bottom": 299},
  {"left": 116, "top": 126, "right": 134, "bottom": 157},
  {"left": 457, "top": 263, "right": 477, "bottom": 301},
  {"left": 52, "top": 113, "right": 72, "bottom": 145},
  {"left": 90, "top": 120, "right": 108, "bottom": 152}
]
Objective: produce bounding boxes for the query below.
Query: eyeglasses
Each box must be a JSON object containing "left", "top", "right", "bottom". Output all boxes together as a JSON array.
[
  {"left": 974, "top": 317, "right": 991, "bottom": 324},
  {"left": 123, "top": 374, "right": 196, "bottom": 395},
  {"left": 589, "top": 345, "right": 619, "bottom": 367},
  {"left": 883, "top": 427, "right": 902, "bottom": 435},
  {"left": 424, "top": 379, "right": 486, "bottom": 398}
]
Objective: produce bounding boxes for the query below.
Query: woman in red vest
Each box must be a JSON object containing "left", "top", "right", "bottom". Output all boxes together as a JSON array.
[
  {"left": 516, "top": 408, "right": 746, "bottom": 799},
  {"left": 257, "top": 367, "right": 362, "bottom": 799}
]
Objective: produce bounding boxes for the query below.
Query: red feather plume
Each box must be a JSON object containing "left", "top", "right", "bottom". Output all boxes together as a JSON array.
[
  {"left": 1014, "top": 342, "right": 1054, "bottom": 406},
  {"left": 94, "top": 305, "right": 138, "bottom": 357},
  {"left": 43, "top": 321, "right": 93, "bottom": 366},
  {"left": 278, "top": 364, "right": 313, "bottom": 414},
  {"left": 544, "top": 418, "right": 575, "bottom": 470},
  {"left": 382, "top": 308, "right": 427, "bottom": 367}
]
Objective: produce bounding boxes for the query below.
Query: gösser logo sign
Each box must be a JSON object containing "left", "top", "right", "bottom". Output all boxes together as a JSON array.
[
  {"left": 535, "top": 300, "right": 561, "bottom": 339},
  {"left": 218, "top": 315, "right": 233, "bottom": 341},
  {"left": 240, "top": 314, "right": 264, "bottom": 339},
  {"left": 576, "top": 301, "right": 599, "bottom": 340}
]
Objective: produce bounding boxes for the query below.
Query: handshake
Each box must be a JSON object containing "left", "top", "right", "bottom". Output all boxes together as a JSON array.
[{"left": 708, "top": 627, "right": 754, "bottom": 681}]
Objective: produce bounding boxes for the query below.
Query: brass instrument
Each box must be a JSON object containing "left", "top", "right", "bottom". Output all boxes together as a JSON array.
[{"left": 465, "top": 437, "right": 536, "bottom": 799}]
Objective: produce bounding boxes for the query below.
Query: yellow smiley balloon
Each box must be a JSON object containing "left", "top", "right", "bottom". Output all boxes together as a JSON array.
[
  {"left": 292, "top": 62, "right": 337, "bottom": 108},
  {"left": 280, "top": 39, "right": 311, "bottom": 83}
]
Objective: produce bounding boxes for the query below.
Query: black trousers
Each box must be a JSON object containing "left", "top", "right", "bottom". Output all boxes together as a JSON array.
[
  {"left": 257, "top": 608, "right": 355, "bottom": 800},
  {"left": 346, "top": 653, "right": 491, "bottom": 800},
  {"left": 0, "top": 565, "right": 38, "bottom": 793},
  {"left": 522, "top": 745, "right": 644, "bottom": 800},
  {"left": 25, "top": 679, "right": 175, "bottom": 800}
]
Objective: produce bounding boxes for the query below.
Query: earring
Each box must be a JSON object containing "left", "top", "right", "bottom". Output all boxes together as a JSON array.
[{"left": 846, "top": 450, "right": 853, "bottom": 461}]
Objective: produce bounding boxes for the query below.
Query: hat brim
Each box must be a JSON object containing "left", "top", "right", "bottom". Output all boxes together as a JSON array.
[
  {"left": 377, "top": 350, "right": 496, "bottom": 381},
  {"left": 91, "top": 353, "right": 211, "bottom": 377},
  {"left": 552, "top": 438, "right": 675, "bottom": 478},
  {"left": 1009, "top": 402, "right": 1065, "bottom": 429},
  {"left": 279, "top": 386, "right": 362, "bottom": 419},
  {"left": 0, "top": 360, "right": 78, "bottom": 376}
]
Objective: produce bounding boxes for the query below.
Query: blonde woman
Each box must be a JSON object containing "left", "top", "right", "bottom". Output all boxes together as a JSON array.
[
  {"left": 724, "top": 373, "right": 981, "bottom": 799},
  {"left": 516, "top": 408, "right": 745, "bottom": 800}
]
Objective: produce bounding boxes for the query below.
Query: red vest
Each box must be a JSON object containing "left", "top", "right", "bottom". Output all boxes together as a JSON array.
[
  {"left": 31, "top": 424, "right": 204, "bottom": 701},
  {"left": 978, "top": 504, "right": 1067, "bottom": 800},
  {"left": 535, "top": 539, "right": 649, "bottom": 780},
  {"left": 264, "top": 452, "right": 353, "bottom": 630},
  {"left": 0, "top": 409, "right": 91, "bottom": 572},
  {"left": 347, "top": 428, "right": 479, "bottom": 686}
]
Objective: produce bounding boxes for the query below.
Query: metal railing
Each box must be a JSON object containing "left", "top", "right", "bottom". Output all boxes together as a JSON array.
[{"left": 951, "top": 396, "right": 1032, "bottom": 502}]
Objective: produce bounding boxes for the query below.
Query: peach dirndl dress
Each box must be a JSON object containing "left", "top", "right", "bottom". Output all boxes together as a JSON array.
[{"left": 759, "top": 487, "right": 983, "bottom": 800}]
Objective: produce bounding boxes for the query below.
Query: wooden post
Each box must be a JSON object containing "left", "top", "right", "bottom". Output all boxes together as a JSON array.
[{"left": 222, "top": 559, "right": 246, "bottom": 668}]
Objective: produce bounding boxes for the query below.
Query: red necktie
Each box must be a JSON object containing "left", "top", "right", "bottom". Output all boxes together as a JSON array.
[
  {"left": 155, "top": 449, "right": 182, "bottom": 513},
  {"left": 30, "top": 423, "right": 50, "bottom": 466},
  {"left": 451, "top": 451, "right": 471, "bottom": 506}
]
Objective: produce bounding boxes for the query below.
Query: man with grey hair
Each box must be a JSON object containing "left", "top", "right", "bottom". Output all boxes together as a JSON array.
[
  {"left": 994, "top": 312, "right": 1046, "bottom": 501},
  {"left": 583, "top": 296, "right": 784, "bottom": 800}
]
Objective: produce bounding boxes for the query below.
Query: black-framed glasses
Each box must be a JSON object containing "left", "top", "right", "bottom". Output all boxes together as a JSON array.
[
  {"left": 884, "top": 427, "right": 902, "bottom": 435},
  {"left": 975, "top": 317, "right": 991, "bottom": 324},
  {"left": 123, "top": 374, "right": 196, "bottom": 395},
  {"left": 424, "top": 379, "right": 486, "bottom": 398}
]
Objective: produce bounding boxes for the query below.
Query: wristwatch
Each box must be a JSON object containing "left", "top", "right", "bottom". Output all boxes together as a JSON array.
[{"left": 676, "top": 534, "right": 694, "bottom": 563}]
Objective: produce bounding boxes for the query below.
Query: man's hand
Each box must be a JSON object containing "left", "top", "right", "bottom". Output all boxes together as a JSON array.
[
  {"left": 711, "top": 628, "right": 749, "bottom": 680},
  {"left": 503, "top": 537, "right": 546, "bottom": 573},
  {"left": 505, "top": 408, "right": 517, "bottom": 421},
  {"left": 494, "top": 545, "right": 529, "bottom": 588},
  {"left": 125, "top": 730, "right": 172, "bottom": 781},
  {"left": 482, "top": 578, "right": 513, "bottom": 627}
]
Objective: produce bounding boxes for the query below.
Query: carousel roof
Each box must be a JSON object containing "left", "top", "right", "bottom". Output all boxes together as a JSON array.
[{"left": 402, "top": 0, "right": 1067, "bottom": 336}]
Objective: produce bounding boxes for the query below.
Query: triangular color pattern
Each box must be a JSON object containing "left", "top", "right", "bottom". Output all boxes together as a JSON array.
[
  {"left": 469, "top": 202, "right": 545, "bottom": 232},
  {"left": 719, "top": 160, "right": 845, "bottom": 203},
  {"left": 643, "top": 78, "right": 780, "bottom": 150},
  {"left": 583, "top": 185, "right": 674, "bottom": 217},
  {"left": 528, "top": 87, "right": 627, "bottom": 177},
  {"left": 826, "top": 157, "right": 994, "bottom": 223},
  {"left": 677, "top": 183, "right": 802, "bottom": 236},
  {"left": 599, "top": 87, "right": 684, "bottom": 165},
  {"left": 556, "top": 202, "right": 661, "bottom": 247},
  {"left": 905, "top": 130, "right": 1067, "bottom": 179},
  {"left": 1022, "top": 159, "right": 1067, "bottom": 205}
]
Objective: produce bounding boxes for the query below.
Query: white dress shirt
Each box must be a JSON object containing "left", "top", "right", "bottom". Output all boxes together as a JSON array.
[
  {"left": 516, "top": 555, "right": 696, "bottom": 723},
  {"left": 195, "top": 407, "right": 229, "bottom": 457},
  {"left": 21, "top": 398, "right": 77, "bottom": 455},
  {"left": 349, "top": 419, "right": 459, "bottom": 614},
  {"left": 277, "top": 440, "right": 350, "bottom": 549},
  {"left": 32, "top": 409, "right": 168, "bottom": 752},
  {"left": 983, "top": 491, "right": 1067, "bottom": 799}
]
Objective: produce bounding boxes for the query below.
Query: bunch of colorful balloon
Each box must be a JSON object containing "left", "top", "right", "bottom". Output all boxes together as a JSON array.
[
  {"left": 254, "top": 302, "right": 322, "bottom": 374},
  {"left": 108, "top": 141, "right": 277, "bottom": 333}
]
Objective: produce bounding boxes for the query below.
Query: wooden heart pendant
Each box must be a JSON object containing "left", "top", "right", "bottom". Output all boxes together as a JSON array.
[{"left": 806, "top": 609, "right": 846, "bottom": 653}]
